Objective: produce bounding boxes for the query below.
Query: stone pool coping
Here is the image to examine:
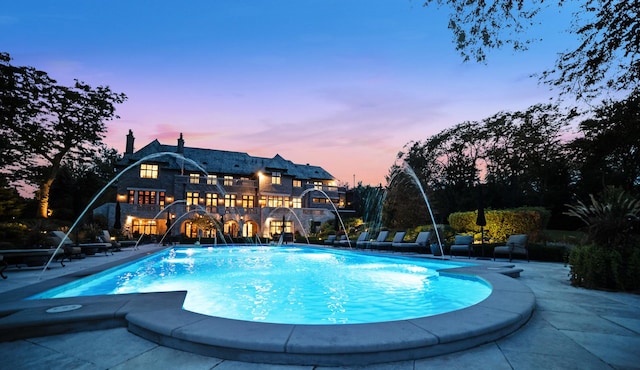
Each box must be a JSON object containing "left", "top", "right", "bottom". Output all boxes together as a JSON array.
[{"left": 0, "top": 250, "right": 535, "bottom": 366}]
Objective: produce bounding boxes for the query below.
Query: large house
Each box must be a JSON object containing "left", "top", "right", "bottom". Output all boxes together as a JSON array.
[{"left": 101, "top": 130, "right": 345, "bottom": 241}]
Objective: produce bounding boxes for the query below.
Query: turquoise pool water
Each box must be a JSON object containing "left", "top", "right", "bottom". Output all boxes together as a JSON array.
[{"left": 31, "top": 246, "right": 491, "bottom": 325}]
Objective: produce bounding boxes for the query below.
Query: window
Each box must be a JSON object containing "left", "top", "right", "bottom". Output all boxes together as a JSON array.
[
  {"left": 292, "top": 197, "right": 302, "bottom": 208},
  {"left": 132, "top": 219, "right": 157, "bottom": 235},
  {"left": 189, "top": 173, "right": 200, "bottom": 184},
  {"left": 128, "top": 190, "right": 164, "bottom": 205},
  {"left": 224, "top": 194, "right": 236, "bottom": 207},
  {"left": 242, "top": 195, "right": 255, "bottom": 208},
  {"left": 205, "top": 193, "right": 218, "bottom": 212},
  {"left": 313, "top": 181, "right": 323, "bottom": 190},
  {"left": 224, "top": 176, "right": 234, "bottom": 186},
  {"left": 293, "top": 179, "right": 302, "bottom": 187},
  {"left": 207, "top": 175, "right": 217, "bottom": 185},
  {"left": 140, "top": 164, "right": 158, "bottom": 179},
  {"left": 186, "top": 192, "right": 199, "bottom": 206},
  {"left": 137, "top": 191, "right": 156, "bottom": 205},
  {"left": 159, "top": 192, "right": 166, "bottom": 207},
  {"left": 272, "top": 172, "right": 281, "bottom": 185},
  {"left": 267, "top": 196, "right": 282, "bottom": 208},
  {"left": 270, "top": 220, "right": 290, "bottom": 236},
  {"left": 266, "top": 195, "right": 289, "bottom": 208}
]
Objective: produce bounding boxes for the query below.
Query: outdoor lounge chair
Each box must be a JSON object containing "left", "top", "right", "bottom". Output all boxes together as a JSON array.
[
  {"left": 323, "top": 235, "right": 337, "bottom": 245},
  {"left": 47, "top": 231, "right": 83, "bottom": 261},
  {"left": 449, "top": 235, "right": 474, "bottom": 259},
  {"left": 493, "top": 234, "right": 529, "bottom": 262},
  {"left": 0, "top": 248, "right": 66, "bottom": 279},
  {"left": 49, "top": 230, "right": 113, "bottom": 257},
  {"left": 392, "top": 231, "right": 431, "bottom": 253},
  {"left": 354, "top": 232, "right": 370, "bottom": 249},
  {"left": 368, "top": 230, "right": 390, "bottom": 249},
  {"left": 101, "top": 230, "right": 121, "bottom": 251},
  {"left": 335, "top": 234, "right": 349, "bottom": 247},
  {"left": 373, "top": 231, "right": 406, "bottom": 250}
]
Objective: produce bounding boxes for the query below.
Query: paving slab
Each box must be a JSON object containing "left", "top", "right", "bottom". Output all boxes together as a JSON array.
[
  {"left": 109, "top": 345, "right": 223, "bottom": 370},
  {"left": 561, "top": 330, "right": 640, "bottom": 369},
  {"left": 1, "top": 249, "right": 639, "bottom": 369}
]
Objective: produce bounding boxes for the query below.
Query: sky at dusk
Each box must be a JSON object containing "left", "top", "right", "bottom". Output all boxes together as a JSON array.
[{"left": 2, "top": 1, "right": 578, "bottom": 187}]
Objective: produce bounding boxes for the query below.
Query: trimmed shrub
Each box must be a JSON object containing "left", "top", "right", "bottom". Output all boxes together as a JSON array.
[
  {"left": 569, "top": 244, "right": 640, "bottom": 291},
  {"left": 448, "top": 207, "right": 550, "bottom": 242}
]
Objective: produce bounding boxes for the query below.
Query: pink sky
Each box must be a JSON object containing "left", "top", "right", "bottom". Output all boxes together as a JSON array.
[{"left": 2, "top": 1, "right": 576, "bottom": 187}]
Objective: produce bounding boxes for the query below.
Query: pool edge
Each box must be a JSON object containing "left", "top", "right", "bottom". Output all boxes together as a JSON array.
[{"left": 0, "top": 256, "right": 535, "bottom": 366}]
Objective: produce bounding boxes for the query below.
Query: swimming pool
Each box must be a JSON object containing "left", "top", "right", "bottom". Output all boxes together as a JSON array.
[{"left": 30, "top": 246, "right": 491, "bottom": 325}]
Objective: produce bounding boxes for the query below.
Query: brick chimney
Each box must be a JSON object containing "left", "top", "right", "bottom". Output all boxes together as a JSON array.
[
  {"left": 125, "top": 129, "right": 134, "bottom": 155},
  {"left": 177, "top": 133, "right": 184, "bottom": 153}
]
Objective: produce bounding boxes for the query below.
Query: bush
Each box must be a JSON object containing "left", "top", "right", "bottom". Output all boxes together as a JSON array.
[
  {"left": 565, "top": 187, "right": 640, "bottom": 291},
  {"left": 448, "top": 207, "right": 550, "bottom": 242},
  {"left": 569, "top": 244, "right": 640, "bottom": 291}
]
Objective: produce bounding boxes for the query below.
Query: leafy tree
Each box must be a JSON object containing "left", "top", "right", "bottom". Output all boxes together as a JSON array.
[
  {"left": 569, "top": 89, "right": 640, "bottom": 196},
  {"left": 383, "top": 168, "right": 431, "bottom": 229},
  {"left": 0, "top": 175, "right": 24, "bottom": 221},
  {"left": 397, "top": 103, "right": 573, "bottom": 225},
  {"left": 482, "top": 104, "right": 574, "bottom": 212},
  {"left": 423, "top": 0, "right": 639, "bottom": 99},
  {"left": 47, "top": 146, "right": 121, "bottom": 221},
  {"left": 0, "top": 52, "right": 126, "bottom": 218}
]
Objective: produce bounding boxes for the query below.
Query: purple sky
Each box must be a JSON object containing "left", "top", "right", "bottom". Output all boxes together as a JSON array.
[{"left": 2, "top": 1, "right": 577, "bottom": 187}]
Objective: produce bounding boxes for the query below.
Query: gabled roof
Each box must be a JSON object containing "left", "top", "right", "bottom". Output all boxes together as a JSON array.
[{"left": 118, "top": 138, "right": 334, "bottom": 180}]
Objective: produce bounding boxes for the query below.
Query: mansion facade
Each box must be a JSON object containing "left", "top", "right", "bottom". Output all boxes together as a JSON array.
[{"left": 101, "top": 130, "right": 345, "bottom": 241}]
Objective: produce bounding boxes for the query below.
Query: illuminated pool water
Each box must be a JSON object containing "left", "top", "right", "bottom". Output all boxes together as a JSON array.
[{"left": 30, "top": 246, "right": 491, "bottom": 325}]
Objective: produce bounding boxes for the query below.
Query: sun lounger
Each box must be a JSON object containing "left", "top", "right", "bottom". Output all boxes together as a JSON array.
[
  {"left": 0, "top": 248, "right": 66, "bottom": 279},
  {"left": 354, "top": 232, "right": 370, "bottom": 249},
  {"left": 49, "top": 231, "right": 114, "bottom": 257},
  {"left": 335, "top": 235, "right": 349, "bottom": 247},
  {"left": 367, "top": 231, "right": 390, "bottom": 249},
  {"left": 392, "top": 231, "right": 431, "bottom": 253},
  {"left": 372, "top": 231, "right": 406, "bottom": 250},
  {"left": 323, "top": 235, "right": 337, "bottom": 245}
]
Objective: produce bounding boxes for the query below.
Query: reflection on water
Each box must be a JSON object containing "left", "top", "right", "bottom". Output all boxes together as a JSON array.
[{"left": 30, "top": 246, "right": 490, "bottom": 325}]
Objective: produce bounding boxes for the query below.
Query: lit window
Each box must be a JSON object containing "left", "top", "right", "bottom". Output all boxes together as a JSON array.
[
  {"left": 293, "top": 179, "right": 302, "bottom": 187},
  {"left": 205, "top": 193, "right": 217, "bottom": 212},
  {"left": 272, "top": 172, "right": 281, "bottom": 185},
  {"left": 242, "top": 195, "right": 255, "bottom": 208},
  {"left": 189, "top": 173, "right": 200, "bottom": 184},
  {"left": 224, "top": 194, "right": 237, "bottom": 207},
  {"left": 292, "top": 198, "right": 302, "bottom": 208},
  {"left": 267, "top": 195, "right": 284, "bottom": 207},
  {"left": 140, "top": 164, "right": 158, "bottom": 179},
  {"left": 207, "top": 175, "right": 217, "bottom": 185},
  {"left": 186, "top": 192, "right": 199, "bottom": 206},
  {"left": 224, "top": 176, "right": 234, "bottom": 186},
  {"left": 137, "top": 191, "right": 156, "bottom": 204},
  {"left": 313, "top": 181, "right": 323, "bottom": 190}
]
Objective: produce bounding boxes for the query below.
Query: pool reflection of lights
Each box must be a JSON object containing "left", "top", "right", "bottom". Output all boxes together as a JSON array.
[{"left": 30, "top": 246, "right": 491, "bottom": 325}]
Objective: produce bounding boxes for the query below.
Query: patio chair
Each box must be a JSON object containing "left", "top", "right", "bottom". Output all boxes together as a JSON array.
[
  {"left": 354, "top": 232, "right": 370, "bottom": 249},
  {"left": 373, "top": 231, "right": 406, "bottom": 250},
  {"left": 368, "top": 230, "right": 390, "bottom": 249},
  {"left": 101, "top": 230, "right": 121, "bottom": 251},
  {"left": 323, "top": 235, "right": 337, "bottom": 245},
  {"left": 449, "top": 235, "right": 474, "bottom": 259},
  {"left": 336, "top": 235, "right": 349, "bottom": 247},
  {"left": 392, "top": 231, "right": 431, "bottom": 253},
  {"left": 493, "top": 234, "right": 529, "bottom": 262}
]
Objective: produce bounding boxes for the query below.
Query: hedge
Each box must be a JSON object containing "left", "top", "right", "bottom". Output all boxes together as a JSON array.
[{"left": 448, "top": 207, "right": 550, "bottom": 242}]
